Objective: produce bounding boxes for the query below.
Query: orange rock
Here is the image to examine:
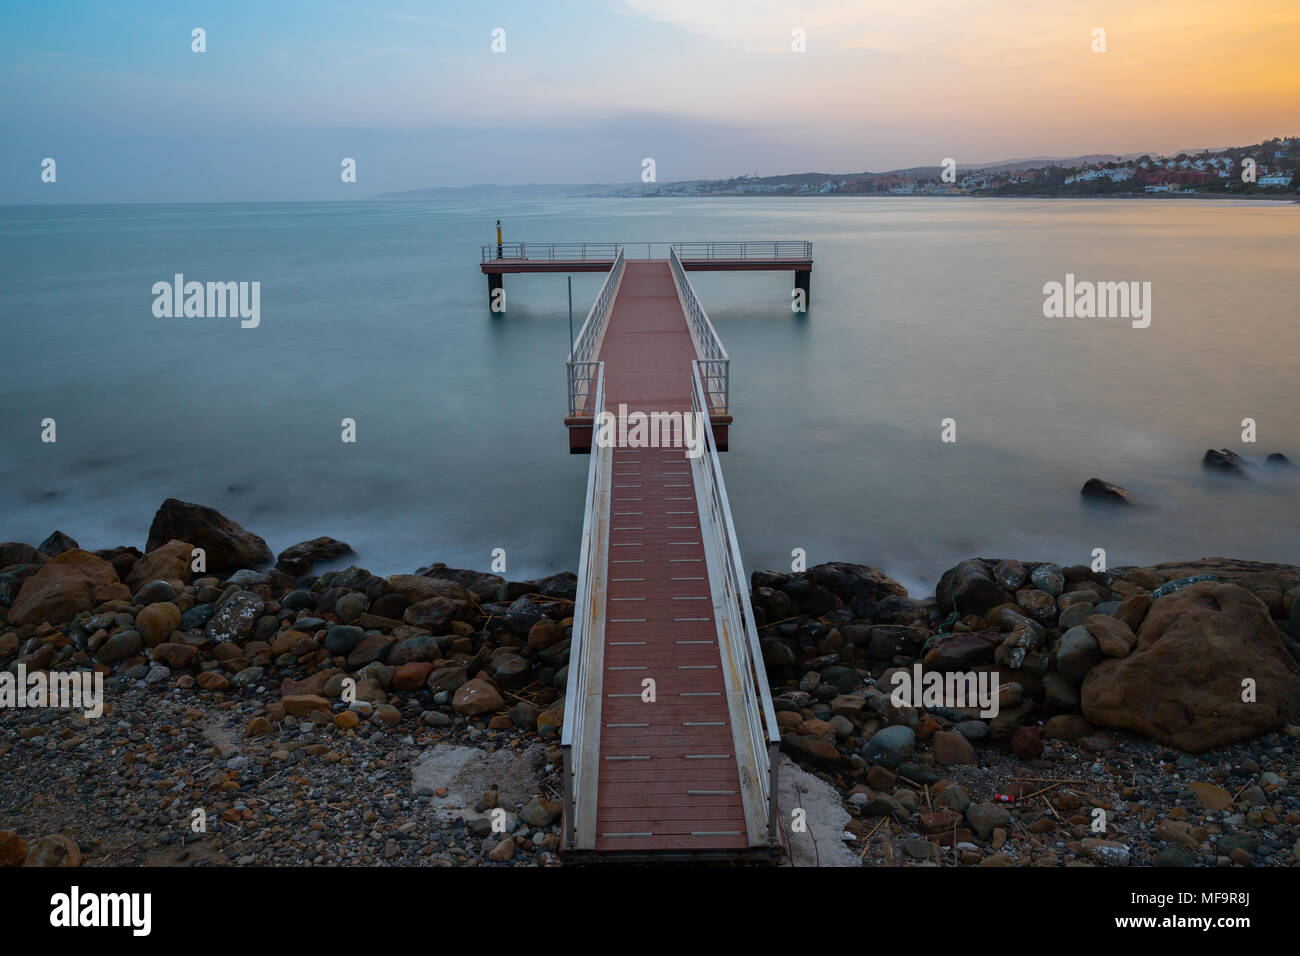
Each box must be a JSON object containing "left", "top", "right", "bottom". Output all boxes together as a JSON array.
[
  {"left": 393, "top": 661, "right": 435, "bottom": 691},
  {"left": 0, "top": 830, "right": 28, "bottom": 867},
  {"left": 125, "top": 539, "right": 195, "bottom": 592},
  {"left": 196, "top": 670, "right": 231, "bottom": 691},
  {"left": 21, "top": 834, "right": 81, "bottom": 867},
  {"left": 453, "top": 678, "right": 503, "bottom": 716},
  {"left": 282, "top": 694, "right": 332, "bottom": 716},
  {"left": 7, "top": 550, "right": 120, "bottom": 626}
]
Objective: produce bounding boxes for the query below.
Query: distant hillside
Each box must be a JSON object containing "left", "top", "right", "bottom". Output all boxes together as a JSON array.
[{"left": 371, "top": 140, "right": 1296, "bottom": 200}]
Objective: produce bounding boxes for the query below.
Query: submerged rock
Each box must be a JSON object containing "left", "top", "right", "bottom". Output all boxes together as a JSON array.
[
  {"left": 1202, "top": 448, "right": 1253, "bottom": 478},
  {"left": 1080, "top": 477, "right": 1137, "bottom": 505}
]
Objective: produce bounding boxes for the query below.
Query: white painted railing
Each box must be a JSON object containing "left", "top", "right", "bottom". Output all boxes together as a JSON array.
[
  {"left": 566, "top": 248, "right": 625, "bottom": 418},
  {"left": 562, "top": 363, "right": 608, "bottom": 849},
  {"left": 689, "top": 362, "right": 781, "bottom": 843},
  {"left": 669, "top": 247, "right": 730, "bottom": 416}
]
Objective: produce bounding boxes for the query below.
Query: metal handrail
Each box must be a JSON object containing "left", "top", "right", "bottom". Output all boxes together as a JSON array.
[
  {"left": 566, "top": 247, "right": 626, "bottom": 417},
  {"left": 668, "top": 247, "right": 729, "bottom": 416},
  {"left": 562, "top": 363, "right": 607, "bottom": 849},
  {"left": 689, "top": 362, "right": 781, "bottom": 843},
  {"left": 483, "top": 242, "right": 624, "bottom": 263},
  {"left": 482, "top": 240, "right": 812, "bottom": 263},
  {"left": 671, "top": 240, "right": 813, "bottom": 260}
]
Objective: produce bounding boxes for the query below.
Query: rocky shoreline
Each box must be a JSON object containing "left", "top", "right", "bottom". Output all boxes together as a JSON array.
[{"left": 2, "top": 497, "right": 1298, "bottom": 867}]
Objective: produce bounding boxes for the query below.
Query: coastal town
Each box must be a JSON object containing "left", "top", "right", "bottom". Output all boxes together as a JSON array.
[{"left": 616, "top": 135, "right": 1298, "bottom": 199}]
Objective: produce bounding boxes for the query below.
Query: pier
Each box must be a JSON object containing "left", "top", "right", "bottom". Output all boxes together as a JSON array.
[
  {"left": 482, "top": 238, "right": 809, "bottom": 862},
  {"left": 480, "top": 240, "right": 814, "bottom": 310}
]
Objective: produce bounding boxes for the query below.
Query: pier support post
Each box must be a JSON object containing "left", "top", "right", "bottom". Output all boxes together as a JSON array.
[
  {"left": 794, "top": 269, "right": 811, "bottom": 306},
  {"left": 488, "top": 272, "right": 504, "bottom": 310}
]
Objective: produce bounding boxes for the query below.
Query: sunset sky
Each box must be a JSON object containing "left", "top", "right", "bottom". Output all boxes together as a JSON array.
[{"left": 2, "top": 0, "right": 1297, "bottom": 200}]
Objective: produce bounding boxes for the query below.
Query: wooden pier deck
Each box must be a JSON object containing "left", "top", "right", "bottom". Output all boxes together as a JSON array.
[{"left": 484, "top": 239, "right": 798, "bottom": 862}]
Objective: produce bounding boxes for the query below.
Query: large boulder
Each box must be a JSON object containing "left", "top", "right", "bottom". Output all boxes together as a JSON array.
[
  {"left": 936, "top": 560, "right": 1008, "bottom": 616},
  {"left": 1082, "top": 582, "right": 1300, "bottom": 752},
  {"left": 145, "top": 499, "right": 272, "bottom": 572},
  {"left": 276, "top": 536, "right": 355, "bottom": 576},
  {"left": 7, "top": 550, "right": 120, "bottom": 626},
  {"left": 804, "top": 562, "right": 908, "bottom": 603}
]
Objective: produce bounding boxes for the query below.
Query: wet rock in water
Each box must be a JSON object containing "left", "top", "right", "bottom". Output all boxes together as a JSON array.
[
  {"left": 37, "top": 530, "right": 79, "bottom": 557},
  {"left": 1080, "top": 477, "right": 1137, "bottom": 505},
  {"left": 276, "top": 536, "right": 355, "bottom": 576},
  {"left": 145, "top": 498, "right": 272, "bottom": 572},
  {"left": 7, "top": 550, "right": 120, "bottom": 626},
  {"left": 1202, "top": 448, "right": 1253, "bottom": 478},
  {"left": 1266, "top": 452, "right": 1293, "bottom": 466},
  {"left": 1082, "top": 582, "right": 1300, "bottom": 751},
  {"left": 937, "top": 559, "right": 1008, "bottom": 616}
]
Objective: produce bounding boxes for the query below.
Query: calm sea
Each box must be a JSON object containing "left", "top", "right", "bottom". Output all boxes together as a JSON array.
[{"left": 1, "top": 198, "right": 1297, "bottom": 592}]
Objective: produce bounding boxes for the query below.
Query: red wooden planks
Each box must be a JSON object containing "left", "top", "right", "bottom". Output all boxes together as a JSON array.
[{"left": 590, "top": 262, "right": 749, "bottom": 853}]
